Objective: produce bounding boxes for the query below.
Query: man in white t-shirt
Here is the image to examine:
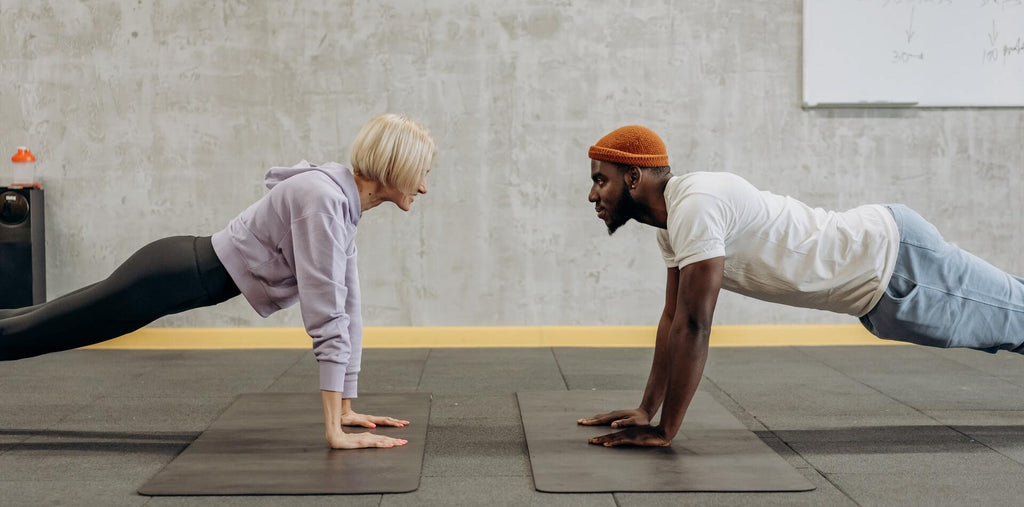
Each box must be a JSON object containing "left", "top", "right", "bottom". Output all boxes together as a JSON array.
[{"left": 577, "top": 125, "right": 1024, "bottom": 447}]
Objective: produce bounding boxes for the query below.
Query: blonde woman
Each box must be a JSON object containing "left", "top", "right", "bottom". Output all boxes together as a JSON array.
[{"left": 0, "top": 114, "right": 435, "bottom": 450}]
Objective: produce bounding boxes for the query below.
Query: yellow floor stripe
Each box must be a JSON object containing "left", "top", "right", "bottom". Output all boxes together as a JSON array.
[{"left": 81, "top": 324, "right": 903, "bottom": 350}]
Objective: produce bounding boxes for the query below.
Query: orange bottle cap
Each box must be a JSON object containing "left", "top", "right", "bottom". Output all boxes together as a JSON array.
[{"left": 12, "top": 147, "right": 36, "bottom": 163}]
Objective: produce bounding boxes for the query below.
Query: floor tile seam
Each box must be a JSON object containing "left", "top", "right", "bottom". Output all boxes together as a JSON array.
[
  {"left": 415, "top": 368, "right": 568, "bottom": 376},
  {"left": 550, "top": 348, "right": 570, "bottom": 391},
  {"left": 791, "top": 346, "right": 891, "bottom": 382},
  {"left": 778, "top": 436, "right": 988, "bottom": 445},
  {"left": 823, "top": 470, "right": 1024, "bottom": 477},
  {"left": 983, "top": 373, "right": 1024, "bottom": 391},
  {"left": 841, "top": 378, "right": 1024, "bottom": 419},
  {"left": 756, "top": 432, "right": 829, "bottom": 481},
  {"left": 428, "top": 418, "right": 524, "bottom": 425},
  {"left": 0, "top": 442, "right": 18, "bottom": 458},
  {"left": 134, "top": 372, "right": 297, "bottom": 381},
  {"left": 857, "top": 367, "right": 1024, "bottom": 391},
  {"left": 418, "top": 379, "right": 435, "bottom": 471},
  {"left": 83, "top": 396, "right": 238, "bottom": 405},
  {"left": 8, "top": 429, "right": 200, "bottom": 442},
  {"left": 790, "top": 346, "right": 947, "bottom": 421},
  {"left": 0, "top": 478, "right": 158, "bottom": 484},
  {"left": 748, "top": 346, "right": 885, "bottom": 380},
  {"left": 18, "top": 388, "right": 114, "bottom": 447},
  {"left": 942, "top": 424, "right": 1024, "bottom": 468},
  {"left": 813, "top": 469, "right": 864, "bottom": 506},
  {"left": 611, "top": 376, "right": 848, "bottom": 503},
  {"left": 810, "top": 345, "right": 1010, "bottom": 381},
  {"left": 257, "top": 349, "right": 309, "bottom": 390},
  {"left": 802, "top": 462, "right": 1024, "bottom": 481},
  {"left": 928, "top": 408, "right": 1024, "bottom": 412},
  {"left": 699, "top": 376, "right": 770, "bottom": 432},
  {"left": 415, "top": 349, "right": 432, "bottom": 391},
  {"left": 703, "top": 361, "right": 863, "bottom": 506},
  {"left": 921, "top": 347, "right": 1019, "bottom": 375}
]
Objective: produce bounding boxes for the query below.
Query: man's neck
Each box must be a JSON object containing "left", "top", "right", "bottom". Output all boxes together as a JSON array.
[{"left": 634, "top": 175, "right": 672, "bottom": 229}]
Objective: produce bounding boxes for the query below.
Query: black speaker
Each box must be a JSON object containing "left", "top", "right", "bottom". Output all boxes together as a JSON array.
[{"left": 0, "top": 187, "right": 45, "bottom": 308}]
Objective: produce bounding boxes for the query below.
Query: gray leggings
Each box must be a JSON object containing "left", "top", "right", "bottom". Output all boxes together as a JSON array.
[{"left": 0, "top": 236, "right": 239, "bottom": 359}]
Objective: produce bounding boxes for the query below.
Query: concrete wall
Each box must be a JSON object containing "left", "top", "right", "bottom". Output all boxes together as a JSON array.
[{"left": 2, "top": 0, "right": 1022, "bottom": 328}]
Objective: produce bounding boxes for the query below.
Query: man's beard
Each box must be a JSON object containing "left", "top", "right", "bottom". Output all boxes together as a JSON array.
[{"left": 607, "top": 185, "right": 639, "bottom": 235}]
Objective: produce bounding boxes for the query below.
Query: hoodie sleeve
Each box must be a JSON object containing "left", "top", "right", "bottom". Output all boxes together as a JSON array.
[{"left": 290, "top": 211, "right": 356, "bottom": 395}]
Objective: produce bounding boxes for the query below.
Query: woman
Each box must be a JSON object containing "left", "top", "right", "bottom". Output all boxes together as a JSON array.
[{"left": 0, "top": 113, "right": 435, "bottom": 450}]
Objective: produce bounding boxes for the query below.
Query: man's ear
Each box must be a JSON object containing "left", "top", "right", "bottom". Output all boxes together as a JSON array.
[{"left": 625, "top": 166, "right": 642, "bottom": 190}]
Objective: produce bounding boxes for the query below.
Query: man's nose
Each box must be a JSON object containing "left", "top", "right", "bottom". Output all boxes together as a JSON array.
[{"left": 588, "top": 187, "right": 598, "bottom": 202}]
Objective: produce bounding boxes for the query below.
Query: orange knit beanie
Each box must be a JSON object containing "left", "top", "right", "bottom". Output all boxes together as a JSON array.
[{"left": 588, "top": 125, "right": 668, "bottom": 167}]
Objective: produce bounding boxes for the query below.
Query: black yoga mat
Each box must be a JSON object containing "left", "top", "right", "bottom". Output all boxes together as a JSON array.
[
  {"left": 518, "top": 390, "right": 814, "bottom": 493},
  {"left": 139, "top": 392, "right": 430, "bottom": 495}
]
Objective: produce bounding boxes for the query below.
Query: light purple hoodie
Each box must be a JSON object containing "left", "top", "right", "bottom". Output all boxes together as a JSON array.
[{"left": 211, "top": 161, "right": 362, "bottom": 396}]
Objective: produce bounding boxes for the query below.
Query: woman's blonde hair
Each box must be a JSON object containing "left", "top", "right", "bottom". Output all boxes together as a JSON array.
[{"left": 350, "top": 114, "right": 436, "bottom": 193}]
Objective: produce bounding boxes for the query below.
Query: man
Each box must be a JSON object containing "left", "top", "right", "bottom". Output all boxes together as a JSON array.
[{"left": 577, "top": 125, "right": 1024, "bottom": 447}]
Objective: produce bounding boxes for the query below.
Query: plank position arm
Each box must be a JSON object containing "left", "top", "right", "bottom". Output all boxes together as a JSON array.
[
  {"left": 321, "top": 391, "right": 411, "bottom": 449},
  {"left": 579, "top": 256, "right": 724, "bottom": 446}
]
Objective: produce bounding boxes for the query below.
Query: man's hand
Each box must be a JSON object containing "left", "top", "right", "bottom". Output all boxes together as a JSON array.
[
  {"left": 588, "top": 426, "right": 671, "bottom": 447},
  {"left": 577, "top": 408, "right": 650, "bottom": 429},
  {"left": 326, "top": 430, "right": 408, "bottom": 449},
  {"left": 342, "top": 411, "right": 410, "bottom": 429}
]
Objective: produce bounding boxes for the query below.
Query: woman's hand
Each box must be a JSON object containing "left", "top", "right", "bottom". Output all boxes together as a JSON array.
[
  {"left": 341, "top": 411, "right": 410, "bottom": 429},
  {"left": 577, "top": 408, "right": 651, "bottom": 429},
  {"left": 322, "top": 390, "right": 410, "bottom": 450},
  {"left": 326, "top": 429, "right": 408, "bottom": 449}
]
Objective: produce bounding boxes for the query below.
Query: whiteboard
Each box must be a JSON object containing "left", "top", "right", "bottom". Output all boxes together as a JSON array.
[{"left": 803, "top": 0, "right": 1024, "bottom": 107}]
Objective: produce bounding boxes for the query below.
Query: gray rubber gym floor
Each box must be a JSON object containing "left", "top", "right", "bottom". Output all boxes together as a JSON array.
[{"left": 4, "top": 344, "right": 1024, "bottom": 506}]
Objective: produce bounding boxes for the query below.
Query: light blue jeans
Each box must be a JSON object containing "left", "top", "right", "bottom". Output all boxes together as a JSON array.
[{"left": 859, "top": 204, "right": 1024, "bottom": 353}]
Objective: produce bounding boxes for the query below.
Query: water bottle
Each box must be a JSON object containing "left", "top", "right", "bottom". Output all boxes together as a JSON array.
[{"left": 11, "top": 147, "right": 37, "bottom": 187}]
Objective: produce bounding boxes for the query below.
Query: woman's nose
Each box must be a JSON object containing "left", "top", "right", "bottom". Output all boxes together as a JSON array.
[{"left": 418, "top": 180, "right": 428, "bottom": 194}]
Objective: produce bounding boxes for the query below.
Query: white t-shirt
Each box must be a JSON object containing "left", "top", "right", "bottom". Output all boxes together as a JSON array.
[{"left": 656, "top": 172, "right": 899, "bottom": 317}]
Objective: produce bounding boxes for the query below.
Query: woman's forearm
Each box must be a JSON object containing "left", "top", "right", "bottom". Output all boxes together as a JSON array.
[
  {"left": 321, "top": 390, "right": 345, "bottom": 437},
  {"left": 321, "top": 390, "right": 408, "bottom": 449}
]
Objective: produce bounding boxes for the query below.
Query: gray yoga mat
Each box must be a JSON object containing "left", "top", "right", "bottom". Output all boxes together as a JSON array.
[
  {"left": 518, "top": 390, "right": 815, "bottom": 493},
  {"left": 139, "top": 392, "right": 430, "bottom": 495}
]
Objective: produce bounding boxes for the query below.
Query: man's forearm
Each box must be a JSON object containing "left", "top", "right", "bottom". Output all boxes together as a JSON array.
[
  {"left": 656, "top": 324, "right": 711, "bottom": 439},
  {"left": 638, "top": 311, "right": 674, "bottom": 417}
]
